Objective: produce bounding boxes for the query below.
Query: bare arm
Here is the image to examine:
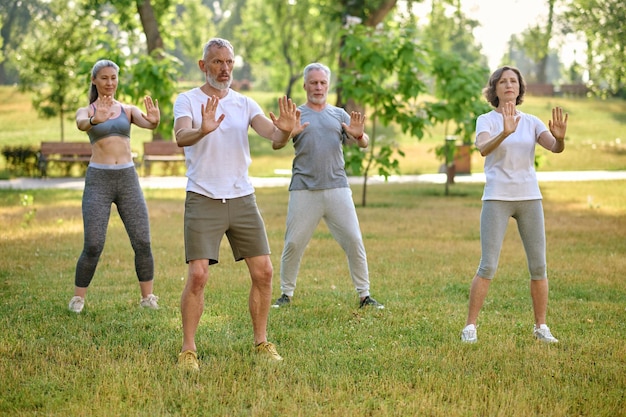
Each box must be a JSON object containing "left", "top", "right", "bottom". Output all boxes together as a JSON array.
[
  {"left": 130, "top": 96, "right": 160, "bottom": 129},
  {"left": 273, "top": 109, "right": 308, "bottom": 150},
  {"left": 475, "top": 102, "right": 520, "bottom": 156},
  {"left": 251, "top": 96, "right": 297, "bottom": 149},
  {"left": 538, "top": 106, "right": 567, "bottom": 153},
  {"left": 175, "top": 95, "right": 225, "bottom": 147},
  {"left": 75, "top": 95, "right": 115, "bottom": 132},
  {"left": 342, "top": 111, "right": 369, "bottom": 148}
]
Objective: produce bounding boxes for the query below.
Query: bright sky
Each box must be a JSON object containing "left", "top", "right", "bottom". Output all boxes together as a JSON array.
[{"left": 411, "top": 0, "right": 585, "bottom": 69}]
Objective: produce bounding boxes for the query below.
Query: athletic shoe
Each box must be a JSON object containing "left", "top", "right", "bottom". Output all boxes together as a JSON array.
[
  {"left": 69, "top": 296, "right": 85, "bottom": 313},
  {"left": 178, "top": 350, "right": 199, "bottom": 371},
  {"left": 140, "top": 294, "right": 159, "bottom": 309},
  {"left": 533, "top": 324, "right": 559, "bottom": 343},
  {"left": 461, "top": 324, "right": 477, "bottom": 343},
  {"left": 255, "top": 342, "right": 283, "bottom": 361},
  {"left": 359, "top": 296, "right": 385, "bottom": 309},
  {"left": 272, "top": 294, "right": 291, "bottom": 308}
]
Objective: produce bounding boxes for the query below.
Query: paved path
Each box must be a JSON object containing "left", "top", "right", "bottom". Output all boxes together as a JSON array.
[{"left": 1, "top": 171, "right": 625, "bottom": 190}]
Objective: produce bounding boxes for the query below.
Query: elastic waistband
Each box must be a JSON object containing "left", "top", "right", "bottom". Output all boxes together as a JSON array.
[{"left": 89, "top": 161, "right": 135, "bottom": 170}]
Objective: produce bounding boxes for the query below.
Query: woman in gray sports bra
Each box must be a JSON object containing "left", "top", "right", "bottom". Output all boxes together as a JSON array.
[{"left": 68, "top": 59, "right": 161, "bottom": 314}]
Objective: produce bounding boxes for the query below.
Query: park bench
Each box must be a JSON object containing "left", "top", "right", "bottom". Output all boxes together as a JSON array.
[
  {"left": 142, "top": 141, "right": 185, "bottom": 176},
  {"left": 39, "top": 141, "right": 92, "bottom": 177}
]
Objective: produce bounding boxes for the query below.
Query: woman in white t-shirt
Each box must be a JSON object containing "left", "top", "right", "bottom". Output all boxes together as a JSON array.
[{"left": 460, "top": 66, "right": 568, "bottom": 344}]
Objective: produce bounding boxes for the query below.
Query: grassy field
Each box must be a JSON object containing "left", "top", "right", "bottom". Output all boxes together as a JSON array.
[
  {"left": 0, "top": 179, "right": 625, "bottom": 416},
  {"left": 1, "top": 86, "right": 626, "bottom": 178}
]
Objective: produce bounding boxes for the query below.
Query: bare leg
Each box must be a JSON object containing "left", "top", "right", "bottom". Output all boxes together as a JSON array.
[
  {"left": 465, "top": 274, "right": 492, "bottom": 326},
  {"left": 181, "top": 259, "right": 209, "bottom": 352},
  {"left": 74, "top": 287, "right": 87, "bottom": 298},
  {"left": 139, "top": 280, "right": 154, "bottom": 298},
  {"left": 245, "top": 255, "right": 273, "bottom": 345},
  {"left": 530, "top": 278, "right": 549, "bottom": 326}
]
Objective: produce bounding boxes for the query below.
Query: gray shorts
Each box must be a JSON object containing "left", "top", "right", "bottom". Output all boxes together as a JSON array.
[{"left": 184, "top": 192, "right": 270, "bottom": 264}]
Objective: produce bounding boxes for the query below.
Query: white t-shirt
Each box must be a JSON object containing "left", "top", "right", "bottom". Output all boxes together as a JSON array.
[
  {"left": 476, "top": 110, "right": 548, "bottom": 201},
  {"left": 173, "top": 88, "right": 264, "bottom": 199}
]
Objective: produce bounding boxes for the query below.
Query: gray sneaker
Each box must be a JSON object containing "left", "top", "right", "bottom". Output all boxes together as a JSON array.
[
  {"left": 272, "top": 294, "right": 291, "bottom": 308},
  {"left": 140, "top": 294, "right": 159, "bottom": 309},
  {"left": 533, "top": 324, "right": 558, "bottom": 343},
  {"left": 461, "top": 324, "right": 477, "bottom": 343},
  {"left": 69, "top": 296, "right": 85, "bottom": 313}
]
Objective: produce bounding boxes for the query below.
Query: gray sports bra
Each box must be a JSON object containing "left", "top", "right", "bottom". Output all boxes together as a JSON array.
[{"left": 87, "top": 106, "right": 131, "bottom": 144}]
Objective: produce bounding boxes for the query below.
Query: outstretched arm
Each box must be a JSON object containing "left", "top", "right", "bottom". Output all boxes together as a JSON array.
[
  {"left": 539, "top": 106, "right": 567, "bottom": 153},
  {"left": 131, "top": 96, "right": 160, "bottom": 129},
  {"left": 272, "top": 109, "right": 308, "bottom": 150},
  {"left": 342, "top": 111, "right": 368, "bottom": 148},
  {"left": 251, "top": 96, "right": 298, "bottom": 148},
  {"left": 175, "top": 95, "right": 225, "bottom": 147},
  {"left": 475, "top": 102, "right": 520, "bottom": 156}
]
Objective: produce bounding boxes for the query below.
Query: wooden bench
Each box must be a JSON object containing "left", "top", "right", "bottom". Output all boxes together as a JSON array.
[
  {"left": 142, "top": 141, "right": 185, "bottom": 176},
  {"left": 39, "top": 141, "right": 92, "bottom": 177}
]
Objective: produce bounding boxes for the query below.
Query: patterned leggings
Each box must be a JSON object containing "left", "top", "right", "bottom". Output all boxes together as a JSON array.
[{"left": 74, "top": 165, "right": 154, "bottom": 288}]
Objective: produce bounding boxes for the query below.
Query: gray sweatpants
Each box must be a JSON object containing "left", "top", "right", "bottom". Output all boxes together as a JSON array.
[
  {"left": 74, "top": 164, "right": 154, "bottom": 288},
  {"left": 279, "top": 188, "right": 370, "bottom": 298},
  {"left": 477, "top": 199, "right": 547, "bottom": 280}
]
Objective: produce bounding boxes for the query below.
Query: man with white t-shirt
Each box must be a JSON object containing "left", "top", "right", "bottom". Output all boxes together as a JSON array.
[{"left": 173, "top": 38, "right": 297, "bottom": 370}]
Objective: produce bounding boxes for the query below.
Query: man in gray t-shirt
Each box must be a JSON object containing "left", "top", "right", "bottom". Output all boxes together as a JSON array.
[{"left": 271, "top": 62, "right": 384, "bottom": 310}]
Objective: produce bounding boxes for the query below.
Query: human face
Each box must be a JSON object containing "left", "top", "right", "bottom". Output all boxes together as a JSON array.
[
  {"left": 495, "top": 69, "right": 520, "bottom": 105},
  {"left": 304, "top": 69, "right": 329, "bottom": 105},
  {"left": 92, "top": 66, "right": 118, "bottom": 97},
  {"left": 202, "top": 46, "right": 234, "bottom": 90}
]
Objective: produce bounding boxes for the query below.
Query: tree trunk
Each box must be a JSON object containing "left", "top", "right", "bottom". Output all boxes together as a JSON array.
[
  {"left": 136, "top": 0, "right": 164, "bottom": 140},
  {"left": 136, "top": 0, "right": 163, "bottom": 53}
]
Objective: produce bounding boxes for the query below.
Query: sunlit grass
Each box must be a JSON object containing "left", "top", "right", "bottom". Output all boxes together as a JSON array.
[{"left": 0, "top": 181, "right": 624, "bottom": 416}]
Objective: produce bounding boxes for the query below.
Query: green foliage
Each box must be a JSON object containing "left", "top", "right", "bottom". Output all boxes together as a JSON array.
[
  {"left": 1, "top": 145, "right": 39, "bottom": 177},
  {"left": 339, "top": 23, "right": 430, "bottom": 204},
  {"left": 19, "top": 193, "right": 36, "bottom": 227},
  {"left": 429, "top": 51, "right": 491, "bottom": 145},
  {"left": 564, "top": 0, "right": 626, "bottom": 98},
  {"left": 14, "top": 1, "right": 101, "bottom": 141},
  {"left": 120, "top": 51, "right": 182, "bottom": 140},
  {"left": 237, "top": 0, "right": 343, "bottom": 96}
]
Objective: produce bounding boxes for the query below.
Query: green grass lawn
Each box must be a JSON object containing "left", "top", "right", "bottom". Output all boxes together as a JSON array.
[
  {"left": 1, "top": 86, "right": 626, "bottom": 178},
  {"left": 0, "top": 180, "right": 624, "bottom": 416}
]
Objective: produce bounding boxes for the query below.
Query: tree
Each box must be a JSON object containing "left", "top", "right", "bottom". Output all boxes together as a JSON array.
[
  {"left": 421, "top": 0, "right": 485, "bottom": 66},
  {"left": 564, "top": 0, "right": 626, "bottom": 97},
  {"left": 429, "top": 51, "right": 490, "bottom": 195},
  {"left": 517, "top": 0, "right": 556, "bottom": 84},
  {"left": 339, "top": 24, "right": 431, "bottom": 206},
  {"left": 15, "top": 2, "right": 111, "bottom": 142},
  {"left": 237, "top": 0, "right": 342, "bottom": 97},
  {"left": 0, "top": 0, "right": 53, "bottom": 85},
  {"left": 93, "top": 0, "right": 177, "bottom": 139},
  {"left": 336, "top": 0, "right": 404, "bottom": 110}
]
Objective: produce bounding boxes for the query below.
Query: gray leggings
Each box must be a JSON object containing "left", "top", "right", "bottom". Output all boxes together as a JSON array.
[
  {"left": 477, "top": 199, "right": 547, "bottom": 280},
  {"left": 75, "top": 165, "right": 154, "bottom": 288}
]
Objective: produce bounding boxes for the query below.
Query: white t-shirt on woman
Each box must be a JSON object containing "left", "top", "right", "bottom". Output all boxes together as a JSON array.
[{"left": 475, "top": 110, "right": 548, "bottom": 201}]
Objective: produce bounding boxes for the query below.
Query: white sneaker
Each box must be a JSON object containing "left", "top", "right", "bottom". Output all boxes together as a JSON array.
[
  {"left": 69, "top": 296, "right": 85, "bottom": 313},
  {"left": 533, "top": 324, "right": 558, "bottom": 343},
  {"left": 461, "top": 324, "right": 477, "bottom": 343},
  {"left": 140, "top": 294, "right": 159, "bottom": 309}
]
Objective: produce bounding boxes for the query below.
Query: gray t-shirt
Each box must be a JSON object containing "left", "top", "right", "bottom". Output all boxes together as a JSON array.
[{"left": 289, "top": 104, "right": 351, "bottom": 191}]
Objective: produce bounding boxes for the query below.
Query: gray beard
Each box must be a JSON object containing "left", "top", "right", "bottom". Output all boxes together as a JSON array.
[{"left": 206, "top": 73, "right": 231, "bottom": 90}]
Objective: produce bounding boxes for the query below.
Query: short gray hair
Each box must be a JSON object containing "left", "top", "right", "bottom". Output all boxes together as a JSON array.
[
  {"left": 303, "top": 63, "right": 331, "bottom": 83},
  {"left": 203, "top": 38, "right": 234, "bottom": 60}
]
